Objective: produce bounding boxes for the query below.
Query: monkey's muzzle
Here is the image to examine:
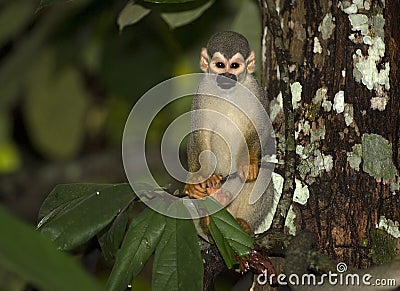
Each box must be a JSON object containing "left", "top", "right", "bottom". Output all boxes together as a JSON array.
[{"left": 216, "top": 73, "right": 237, "bottom": 90}]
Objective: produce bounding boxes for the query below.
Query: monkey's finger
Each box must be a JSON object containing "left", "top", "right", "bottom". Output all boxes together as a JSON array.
[
  {"left": 187, "top": 186, "right": 208, "bottom": 199},
  {"left": 207, "top": 174, "right": 222, "bottom": 189},
  {"left": 193, "top": 183, "right": 207, "bottom": 194},
  {"left": 200, "top": 180, "right": 207, "bottom": 190},
  {"left": 253, "top": 164, "right": 259, "bottom": 180},
  {"left": 214, "top": 174, "right": 223, "bottom": 188},
  {"left": 191, "top": 192, "right": 209, "bottom": 199},
  {"left": 206, "top": 176, "right": 215, "bottom": 188},
  {"left": 247, "top": 164, "right": 259, "bottom": 181},
  {"left": 184, "top": 184, "right": 205, "bottom": 198}
]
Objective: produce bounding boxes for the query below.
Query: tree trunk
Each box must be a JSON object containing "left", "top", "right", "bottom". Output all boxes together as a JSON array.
[{"left": 259, "top": 0, "right": 400, "bottom": 269}]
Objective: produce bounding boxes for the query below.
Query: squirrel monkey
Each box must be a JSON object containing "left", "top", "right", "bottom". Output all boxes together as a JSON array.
[{"left": 184, "top": 31, "right": 274, "bottom": 234}]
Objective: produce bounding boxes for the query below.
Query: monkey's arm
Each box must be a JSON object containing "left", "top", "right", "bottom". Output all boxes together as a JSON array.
[
  {"left": 187, "top": 130, "right": 203, "bottom": 173},
  {"left": 185, "top": 130, "right": 223, "bottom": 198},
  {"left": 237, "top": 125, "right": 262, "bottom": 182},
  {"left": 236, "top": 76, "right": 266, "bottom": 182}
]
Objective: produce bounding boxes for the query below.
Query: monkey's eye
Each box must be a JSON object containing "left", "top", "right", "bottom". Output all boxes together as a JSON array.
[
  {"left": 215, "top": 62, "right": 225, "bottom": 68},
  {"left": 230, "top": 62, "right": 240, "bottom": 69}
]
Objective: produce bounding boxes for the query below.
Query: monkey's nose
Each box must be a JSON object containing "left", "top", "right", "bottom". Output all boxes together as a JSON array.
[{"left": 216, "top": 73, "right": 237, "bottom": 89}]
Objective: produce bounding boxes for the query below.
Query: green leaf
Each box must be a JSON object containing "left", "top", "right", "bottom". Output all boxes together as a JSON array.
[
  {"left": 38, "top": 184, "right": 136, "bottom": 251},
  {"left": 0, "top": 206, "right": 101, "bottom": 291},
  {"left": 202, "top": 197, "right": 254, "bottom": 268},
  {"left": 118, "top": 2, "right": 151, "bottom": 31},
  {"left": 25, "top": 49, "right": 88, "bottom": 161},
  {"left": 0, "top": 9, "right": 57, "bottom": 110},
  {"left": 152, "top": 202, "right": 203, "bottom": 291},
  {"left": 160, "top": 0, "right": 214, "bottom": 29},
  {"left": 98, "top": 202, "right": 134, "bottom": 262},
  {"left": 0, "top": 1, "right": 35, "bottom": 48},
  {"left": 106, "top": 207, "right": 166, "bottom": 291},
  {"left": 38, "top": 183, "right": 123, "bottom": 220}
]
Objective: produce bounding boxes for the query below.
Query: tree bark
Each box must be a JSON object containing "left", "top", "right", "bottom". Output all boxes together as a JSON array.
[{"left": 259, "top": 0, "right": 400, "bottom": 269}]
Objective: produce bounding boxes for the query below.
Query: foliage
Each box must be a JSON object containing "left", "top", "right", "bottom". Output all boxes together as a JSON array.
[
  {"left": 38, "top": 183, "right": 136, "bottom": 250},
  {"left": 35, "top": 184, "right": 254, "bottom": 290},
  {"left": 0, "top": 0, "right": 261, "bottom": 173},
  {"left": 0, "top": 206, "right": 101, "bottom": 291},
  {"left": 3, "top": 183, "right": 249, "bottom": 290},
  {"left": 25, "top": 49, "right": 88, "bottom": 160},
  {"left": 200, "top": 197, "right": 254, "bottom": 268},
  {"left": 117, "top": 0, "right": 216, "bottom": 31}
]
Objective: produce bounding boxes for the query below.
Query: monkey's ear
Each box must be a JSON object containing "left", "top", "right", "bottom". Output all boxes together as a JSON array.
[
  {"left": 200, "top": 48, "right": 209, "bottom": 72},
  {"left": 247, "top": 51, "right": 256, "bottom": 73}
]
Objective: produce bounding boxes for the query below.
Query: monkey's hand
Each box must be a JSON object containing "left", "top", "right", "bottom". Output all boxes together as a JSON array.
[
  {"left": 238, "top": 161, "right": 259, "bottom": 182},
  {"left": 184, "top": 174, "right": 223, "bottom": 199}
]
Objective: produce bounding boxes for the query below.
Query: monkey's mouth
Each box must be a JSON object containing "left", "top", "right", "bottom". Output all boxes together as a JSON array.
[{"left": 216, "top": 73, "right": 237, "bottom": 90}]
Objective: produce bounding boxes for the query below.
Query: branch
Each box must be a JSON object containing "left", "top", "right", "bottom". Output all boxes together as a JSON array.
[
  {"left": 200, "top": 241, "right": 226, "bottom": 291},
  {"left": 262, "top": 0, "right": 296, "bottom": 231}
]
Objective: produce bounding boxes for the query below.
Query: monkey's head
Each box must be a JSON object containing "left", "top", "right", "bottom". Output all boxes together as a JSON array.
[{"left": 200, "top": 31, "right": 255, "bottom": 90}]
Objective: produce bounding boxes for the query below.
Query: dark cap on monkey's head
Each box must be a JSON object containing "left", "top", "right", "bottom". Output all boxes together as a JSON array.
[{"left": 206, "top": 31, "right": 251, "bottom": 59}]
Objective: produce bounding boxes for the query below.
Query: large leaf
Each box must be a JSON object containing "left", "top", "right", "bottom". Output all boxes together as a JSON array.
[
  {"left": 0, "top": 8, "right": 58, "bottom": 110},
  {"left": 0, "top": 206, "right": 101, "bottom": 291},
  {"left": 106, "top": 207, "right": 166, "bottom": 291},
  {"left": 160, "top": 0, "right": 214, "bottom": 29},
  {"left": 38, "top": 183, "right": 124, "bottom": 220},
  {"left": 38, "top": 183, "right": 136, "bottom": 250},
  {"left": 98, "top": 202, "right": 134, "bottom": 262},
  {"left": 202, "top": 197, "right": 254, "bottom": 268},
  {"left": 25, "top": 49, "right": 88, "bottom": 161},
  {"left": 118, "top": 2, "right": 151, "bottom": 31},
  {"left": 152, "top": 202, "right": 203, "bottom": 291}
]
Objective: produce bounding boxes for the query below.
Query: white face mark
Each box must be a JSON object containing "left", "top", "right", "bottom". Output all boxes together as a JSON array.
[{"left": 210, "top": 52, "right": 246, "bottom": 76}]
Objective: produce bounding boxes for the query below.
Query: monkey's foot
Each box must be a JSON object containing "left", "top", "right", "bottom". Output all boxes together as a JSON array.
[
  {"left": 184, "top": 174, "right": 223, "bottom": 199},
  {"left": 206, "top": 174, "right": 223, "bottom": 191},
  {"left": 238, "top": 162, "right": 259, "bottom": 182},
  {"left": 234, "top": 249, "right": 278, "bottom": 285}
]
